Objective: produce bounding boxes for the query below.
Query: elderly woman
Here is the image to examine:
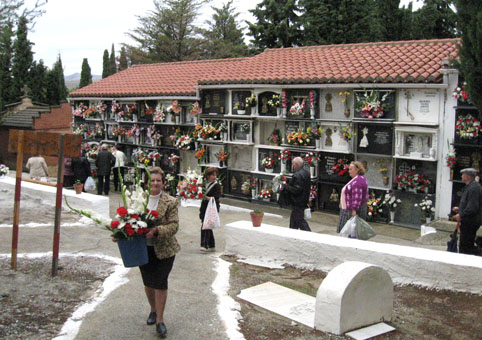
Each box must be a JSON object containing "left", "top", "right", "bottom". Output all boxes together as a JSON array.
[
  {"left": 199, "top": 167, "right": 221, "bottom": 252},
  {"left": 336, "top": 161, "right": 369, "bottom": 233},
  {"left": 142, "top": 167, "right": 180, "bottom": 338}
]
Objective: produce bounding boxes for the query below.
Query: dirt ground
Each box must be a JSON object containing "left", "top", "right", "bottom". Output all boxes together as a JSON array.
[{"left": 224, "top": 256, "right": 482, "bottom": 340}]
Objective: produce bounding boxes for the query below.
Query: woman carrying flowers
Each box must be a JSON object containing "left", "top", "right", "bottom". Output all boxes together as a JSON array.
[
  {"left": 139, "top": 167, "right": 180, "bottom": 338},
  {"left": 336, "top": 161, "right": 369, "bottom": 233},
  {"left": 199, "top": 167, "right": 221, "bottom": 252}
]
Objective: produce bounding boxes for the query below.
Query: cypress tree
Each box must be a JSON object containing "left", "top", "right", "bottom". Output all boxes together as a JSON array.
[
  {"left": 118, "top": 46, "right": 128, "bottom": 71},
  {"left": 52, "top": 55, "right": 67, "bottom": 102},
  {"left": 456, "top": 0, "right": 482, "bottom": 111},
  {"left": 28, "top": 59, "right": 48, "bottom": 104},
  {"left": 0, "top": 21, "right": 14, "bottom": 110},
  {"left": 412, "top": 0, "right": 457, "bottom": 39},
  {"left": 79, "top": 58, "right": 92, "bottom": 88},
  {"left": 11, "top": 15, "right": 34, "bottom": 101},
  {"left": 102, "top": 49, "right": 109, "bottom": 78},
  {"left": 109, "top": 43, "right": 116, "bottom": 75}
]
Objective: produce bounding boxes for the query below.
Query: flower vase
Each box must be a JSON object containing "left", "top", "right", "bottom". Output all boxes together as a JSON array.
[
  {"left": 389, "top": 211, "right": 395, "bottom": 224},
  {"left": 118, "top": 136, "right": 122, "bottom": 143},
  {"left": 251, "top": 189, "right": 257, "bottom": 200},
  {"left": 246, "top": 133, "right": 251, "bottom": 143},
  {"left": 263, "top": 198, "right": 270, "bottom": 202},
  {"left": 383, "top": 176, "right": 389, "bottom": 186},
  {"left": 133, "top": 114, "right": 137, "bottom": 122},
  {"left": 282, "top": 108, "right": 287, "bottom": 118},
  {"left": 223, "top": 132, "right": 228, "bottom": 141},
  {"left": 219, "top": 161, "right": 224, "bottom": 168},
  {"left": 344, "top": 107, "right": 350, "bottom": 118},
  {"left": 409, "top": 187, "right": 417, "bottom": 193},
  {"left": 117, "top": 236, "right": 148, "bottom": 268},
  {"left": 237, "top": 110, "right": 246, "bottom": 115},
  {"left": 425, "top": 217, "right": 432, "bottom": 224},
  {"left": 450, "top": 169, "right": 453, "bottom": 180},
  {"left": 265, "top": 168, "right": 274, "bottom": 173},
  {"left": 310, "top": 166, "right": 316, "bottom": 178},
  {"left": 175, "top": 115, "right": 180, "bottom": 124},
  {"left": 424, "top": 187, "right": 429, "bottom": 194},
  {"left": 315, "top": 139, "right": 321, "bottom": 149},
  {"left": 281, "top": 162, "right": 286, "bottom": 173},
  {"left": 277, "top": 108, "right": 281, "bottom": 117},
  {"left": 310, "top": 108, "right": 315, "bottom": 119},
  {"left": 276, "top": 193, "right": 280, "bottom": 201}
]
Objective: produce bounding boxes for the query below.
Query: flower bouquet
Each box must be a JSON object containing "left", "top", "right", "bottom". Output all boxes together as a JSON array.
[
  {"left": 307, "top": 124, "right": 323, "bottom": 140},
  {"left": 176, "top": 169, "right": 204, "bottom": 199},
  {"left": 268, "top": 94, "right": 280, "bottom": 108},
  {"left": 453, "top": 82, "right": 471, "bottom": 103},
  {"left": 195, "top": 148, "right": 206, "bottom": 163},
  {"left": 189, "top": 102, "right": 202, "bottom": 115},
  {"left": 153, "top": 103, "right": 166, "bottom": 122},
  {"left": 168, "top": 154, "right": 181, "bottom": 166},
  {"left": 83, "top": 106, "right": 100, "bottom": 119},
  {"left": 198, "top": 124, "right": 219, "bottom": 140},
  {"left": 259, "top": 187, "right": 273, "bottom": 199},
  {"left": 446, "top": 142, "right": 456, "bottom": 168},
  {"left": 261, "top": 156, "right": 277, "bottom": 170},
  {"left": 175, "top": 134, "right": 195, "bottom": 150},
  {"left": 86, "top": 146, "right": 99, "bottom": 160},
  {"left": 304, "top": 152, "right": 319, "bottom": 167},
  {"left": 0, "top": 164, "right": 9, "bottom": 177},
  {"left": 118, "top": 106, "right": 134, "bottom": 121},
  {"left": 456, "top": 114, "right": 481, "bottom": 139},
  {"left": 414, "top": 196, "right": 435, "bottom": 219},
  {"left": 73, "top": 104, "right": 88, "bottom": 117},
  {"left": 168, "top": 100, "right": 182, "bottom": 116},
  {"left": 215, "top": 149, "right": 229, "bottom": 165},
  {"left": 71, "top": 123, "right": 87, "bottom": 135},
  {"left": 309, "top": 184, "right": 317, "bottom": 202},
  {"left": 355, "top": 90, "right": 392, "bottom": 119},
  {"left": 267, "top": 129, "right": 282, "bottom": 145},
  {"left": 382, "top": 191, "right": 401, "bottom": 212},
  {"left": 112, "top": 126, "right": 126, "bottom": 137},
  {"left": 280, "top": 150, "right": 292, "bottom": 163},
  {"left": 286, "top": 130, "right": 311, "bottom": 146},
  {"left": 367, "top": 193, "right": 383, "bottom": 219},
  {"left": 240, "top": 123, "right": 250, "bottom": 133},
  {"left": 332, "top": 159, "right": 348, "bottom": 176},
  {"left": 147, "top": 151, "right": 162, "bottom": 165},
  {"left": 132, "top": 148, "right": 151, "bottom": 166},
  {"left": 245, "top": 94, "right": 257, "bottom": 108},
  {"left": 289, "top": 101, "right": 305, "bottom": 116},
  {"left": 339, "top": 124, "right": 354, "bottom": 141}
]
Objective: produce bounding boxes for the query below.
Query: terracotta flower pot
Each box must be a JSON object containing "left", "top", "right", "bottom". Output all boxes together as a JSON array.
[
  {"left": 250, "top": 211, "right": 264, "bottom": 227},
  {"left": 74, "top": 183, "right": 83, "bottom": 194}
]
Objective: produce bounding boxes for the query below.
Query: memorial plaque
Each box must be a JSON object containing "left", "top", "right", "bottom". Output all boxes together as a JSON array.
[
  {"left": 396, "top": 191, "right": 434, "bottom": 228},
  {"left": 230, "top": 145, "right": 253, "bottom": 171},
  {"left": 356, "top": 124, "right": 393, "bottom": 155},
  {"left": 285, "top": 121, "right": 300, "bottom": 134},
  {"left": 233, "top": 122, "right": 249, "bottom": 141},
  {"left": 318, "top": 152, "right": 352, "bottom": 182},
  {"left": 203, "top": 90, "right": 226, "bottom": 114},
  {"left": 397, "top": 89, "right": 440, "bottom": 123}
]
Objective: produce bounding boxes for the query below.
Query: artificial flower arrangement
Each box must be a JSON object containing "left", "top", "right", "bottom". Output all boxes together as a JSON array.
[
  {"left": 96, "top": 102, "right": 108, "bottom": 115},
  {"left": 309, "top": 91, "right": 316, "bottom": 109},
  {"left": 65, "top": 166, "right": 159, "bottom": 239},
  {"left": 83, "top": 106, "right": 99, "bottom": 119},
  {"left": 281, "top": 91, "right": 288, "bottom": 109},
  {"left": 268, "top": 94, "right": 280, "bottom": 108},
  {"left": 241, "top": 180, "right": 251, "bottom": 195},
  {"left": 446, "top": 141, "right": 456, "bottom": 168},
  {"left": 280, "top": 150, "right": 292, "bottom": 163},
  {"left": 111, "top": 101, "right": 122, "bottom": 115},
  {"left": 73, "top": 104, "right": 88, "bottom": 117},
  {"left": 147, "top": 126, "right": 162, "bottom": 142},
  {"left": 195, "top": 148, "right": 206, "bottom": 163},
  {"left": 309, "top": 184, "right": 317, "bottom": 202},
  {"left": 355, "top": 90, "right": 392, "bottom": 119},
  {"left": 168, "top": 154, "right": 181, "bottom": 164},
  {"left": 289, "top": 101, "right": 305, "bottom": 116},
  {"left": 332, "top": 158, "right": 349, "bottom": 176},
  {"left": 118, "top": 105, "right": 134, "bottom": 120},
  {"left": 259, "top": 187, "right": 274, "bottom": 199},
  {"left": 176, "top": 168, "right": 204, "bottom": 199},
  {"left": 188, "top": 102, "right": 202, "bottom": 115},
  {"left": 215, "top": 149, "right": 229, "bottom": 162},
  {"left": 197, "top": 124, "right": 220, "bottom": 139},
  {"left": 71, "top": 123, "right": 86, "bottom": 135},
  {"left": 395, "top": 171, "right": 431, "bottom": 193},
  {"left": 286, "top": 130, "right": 311, "bottom": 146},
  {"left": 339, "top": 124, "right": 355, "bottom": 141},
  {"left": 453, "top": 82, "right": 471, "bottom": 103},
  {"left": 245, "top": 94, "right": 257, "bottom": 108},
  {"left": 267, "top": 129, "right": 282, "bottom": 145},
  {"left": 144, "top": 103, "right": 154, "bottom": 115},
  {"left": 147, "top": 150, "right": 162, "bottom": 163},
  {"left": 125, "top": 124, "right": 140, "bottom": 139},
  {"left": 456, "top": 114, "right": 481, "bottom": 139},
  {"left": 168, "top": 100, "right": 182, "bottom": 116},
  {"left": 132, "top": 148, "right": 152, "bottom": 166},
  {"left": 85, "top": 144, "right": 99, "bottom": 160},
  {"left": 414, "top": 196, "right": 435, "bottom": 219},
  {"left": 216, "top": 122, "right": 228, "bottom": 133},
  {"left": 307, "top": 124, "right": 324, "bottom": 139},
  {"left": 261, "top": 156, "right": 277, "bottom": 169},
  {"left": 240, "top": 123, "right": 250, "bottom": 133},
  {"left": 165, "top": 173, "right": 177, "bottom": 196},
  {"left": 152, "top": 103, "right": 166, "bottom": 122},
  {"left": 272, "top": 174, "right": 288, "bottom": 192},
  {"left": 0, "top": 164, "right": 9, "bottom": 177},
  {"left": 382, "top": 191, "right": 401, "bottom": 212},
  {"left": 112, "top": 126, "right": 126, "bottom": 137},
  {"left": 367, "top": 193, "right": 383, "bottom": 218},
  {"left": 234, "top": 101, "right": 245, "bottom": 111},
  {"left": 304, "top": 152, "right": 320, "bottom": 166},
  {"left": 175, "top": 134, "right": 195, "bottom": 150}
]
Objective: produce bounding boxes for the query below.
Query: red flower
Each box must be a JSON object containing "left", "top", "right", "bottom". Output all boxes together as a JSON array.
[
  {"left": 131, "top": 214, "right": 139, "bottom": 220},
  {"left": 125, "top": 223, "right": 134, "bottom": 236},
  {"left": 117, "top": 206, "right": 128, "bottom": 217},
  {"left": 150, "top": 210, "right": 159, "bottom": 218},
  {"left": 110, "top": 220, "right": 120, "bottom": 229},
  {"left": 198, "top": 193, "right": 203, "bottom": 198}
]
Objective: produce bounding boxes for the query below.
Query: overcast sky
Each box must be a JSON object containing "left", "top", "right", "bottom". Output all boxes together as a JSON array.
[{"left": 27, "top": 0, "right": 423, "bottom": 76}]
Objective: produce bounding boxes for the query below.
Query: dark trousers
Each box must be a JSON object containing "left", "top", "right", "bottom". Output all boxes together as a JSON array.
[
  {"left": 113, "top": 167, "right": 125, "bottom": 191},
  {"left": 289, "top": 206, "right": 311, "bottom": 231},
  {"left": 97, "top": 175, "right": 110, "bottom": 195},
  {"left": 201, "top": 224, "right": 215, "bottom": 248},
  {"left": 459, "top": 222, "right": 481, "bottom": 255}
]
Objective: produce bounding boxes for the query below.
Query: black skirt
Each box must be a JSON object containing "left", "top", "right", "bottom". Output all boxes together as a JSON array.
[{"left": 139, "top": 246, "right": 175, "bottom": 290}]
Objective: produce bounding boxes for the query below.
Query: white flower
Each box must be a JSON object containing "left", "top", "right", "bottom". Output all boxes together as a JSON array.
[
  {"left": 414, "top": 203, "right": 418, "bottom": 207},
  {"left": 393, "top": 203, "right": 397, "bottom": 208}
]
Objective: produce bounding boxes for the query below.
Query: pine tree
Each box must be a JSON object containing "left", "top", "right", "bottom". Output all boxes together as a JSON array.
[
  {"left": 102, "top": 49, "right": 109, "bottom": 78},
  {"left": 118, "top": 46, "right": 128, "bottom": 71},
  {"left": 372, "top": 0, "right": 402, "bottom": 41},
  {"left": 247, "top": 0, "right": 302, "bottom": 51},
  {"left": 53, "top": 55, "right": 67, "bottom": 102},
  {"left": 0, "top": 21, "right": 14, "bottom": 110},
  {"left": 202, "top": 0, "right": 248, "bottom": 58},
  {"left": 109, "top": 43, "right": 117, "bottom": 75},
  {"left": 125, "top": 0, "right": 207, "bottom": 64},
  {"left": 11, "top": 15, "right": 34, "bottom": 101},
  {"left": 79, "top": 58, "right": 92, "bottom": 88},
  {"left": 412, "top": 0, "right": 457, "bottom": 39},
  {"left": 456, "top": 0, "right": 482, "bottom": 111},
  {"left": 28, "top": 59, "right": 48, "bottom": 104}
]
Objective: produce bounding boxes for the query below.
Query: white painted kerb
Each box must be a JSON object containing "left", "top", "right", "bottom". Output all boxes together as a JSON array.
[
  {"left": 0, "top": 176, "right": 109, "bottom": 217},
  {"left": 224, "top": 221, "right": 482, "bottom": 294}
]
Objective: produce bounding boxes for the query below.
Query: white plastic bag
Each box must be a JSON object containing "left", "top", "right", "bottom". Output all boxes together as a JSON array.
[
  {"left": 340, "top": 216, "right": 357, "bottom": 238},
  {"left": 304, "top": 208, "right": 312, "bottom": 220},
  {"left": 84, "top": 176, "right": 96, "bottom": 191},
  {"left": 202, "top": 197, "right": 220, "bottom": 230}
]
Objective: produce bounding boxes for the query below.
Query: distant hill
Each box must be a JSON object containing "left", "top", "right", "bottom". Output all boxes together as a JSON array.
[{"left": 65, "top": 73, "right": 102, "bottom": 90}]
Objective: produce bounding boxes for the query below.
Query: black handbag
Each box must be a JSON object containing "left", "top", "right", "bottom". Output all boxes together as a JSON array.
[{"left": 446, "top": 222, "right": 459, "bottom": 253}]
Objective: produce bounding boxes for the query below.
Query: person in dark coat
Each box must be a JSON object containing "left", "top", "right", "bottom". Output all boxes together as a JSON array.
[
  {"left": 283, "top": 156, "right": 311, "bottom": 231},
  {"left": 199, "top": 167, "right": 221, "bottom": 252},
  {"left": 95, "top": 144, "right": 115, "bottom": 195},
  {"left": 72, "top": 155, "right": 91, "bottom": 192},
  {"left": 453, "top": 168, "right": 482, "bottom": 255}
]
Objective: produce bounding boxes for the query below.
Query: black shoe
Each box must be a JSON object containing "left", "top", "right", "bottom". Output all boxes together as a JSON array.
[
  {"left": 156, "top": 322, "right": 167, "bottom": 338},
  {"left": 146, "top": 312, "right": 156, "bottom": 325}
]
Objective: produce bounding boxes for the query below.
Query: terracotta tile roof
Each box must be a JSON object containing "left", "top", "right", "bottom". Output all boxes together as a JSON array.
[
  {"left": 199, "top": 38, "right": 460, "bottom": 85},
  {"left": 70, "top": 57, "right": 249, "bottom": 98},
  {"left": 70, "top": 39, "right": 459, "bottom": 98}
]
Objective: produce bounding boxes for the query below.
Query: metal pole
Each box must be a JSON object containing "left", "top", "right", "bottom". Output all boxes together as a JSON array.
[
  {"left": 11, "top": 130, "right": 24, "bottom": 270},
  {"left": 51, "top": 134, "right": 65, "bottom": 276}
]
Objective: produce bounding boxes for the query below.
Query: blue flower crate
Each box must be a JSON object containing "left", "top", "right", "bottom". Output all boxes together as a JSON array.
[{"left": 117, "top": 236, "right": 148, "bottom": 267}]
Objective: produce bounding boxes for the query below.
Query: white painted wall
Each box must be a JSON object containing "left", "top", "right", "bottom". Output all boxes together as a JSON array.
[{"left": 225, "top": 221, "right": 482, "bottom": 294}]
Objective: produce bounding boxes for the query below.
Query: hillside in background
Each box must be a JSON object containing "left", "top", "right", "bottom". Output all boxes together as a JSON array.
[{"left": 65, "top": 73, "right": 101, "bottom": 90}]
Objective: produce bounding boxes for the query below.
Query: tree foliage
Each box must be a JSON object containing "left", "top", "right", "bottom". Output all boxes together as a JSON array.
[
  {"left": 0, "top": 0, "right": 47, "bottom": 28},
  {"left": 28, "top": 59, "right": 47, "bottom": 103},
  {"left": 455, "top": 0, "right": 482, "bottom": 111},
  {"left": 11, "top": 15, "right": 33, "bottom": 100},
  {"left": 102, "top": 49, "right": 109, "bottom": 78},
  {"left": 109, "top": 43, "right": 117, "bottom": 75},
  {"left": 0, "top": 20, "right": 14, "bottom": 110},
  {"left": 79, "top": 58, "right": 92, "bottom": 88},
  {"left": 118, "top": 46, "right": 128, "bottom": 71}
]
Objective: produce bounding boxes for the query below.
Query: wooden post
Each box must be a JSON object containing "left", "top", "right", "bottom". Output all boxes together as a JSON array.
[
  {"left": 52, "top": 134, "right": 65, "bottom": 276},
  {"left": 11, "top": 130, "right": 24, "bottom": 270}
]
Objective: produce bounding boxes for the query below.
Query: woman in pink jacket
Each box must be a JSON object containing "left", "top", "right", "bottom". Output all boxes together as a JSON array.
[{"left": 336, "top": 161, "right": 369, "bottom": 233}]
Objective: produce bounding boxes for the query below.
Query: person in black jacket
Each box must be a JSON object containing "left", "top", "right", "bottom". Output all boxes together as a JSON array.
[
  {"left": 72, "top": 155, "right": 91, "bottom": 192},
  {"left": 283, "top": 156, "right": 311, "bottom": 231},
  {"left": 199, "top": 167, "right": 221, "bottom": 252},
  {"left": 95, "top": 144, "right": 115, "bottom": 195},
  {"left": 453, "top": 168, "right": 482, "bottom": 255}
]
